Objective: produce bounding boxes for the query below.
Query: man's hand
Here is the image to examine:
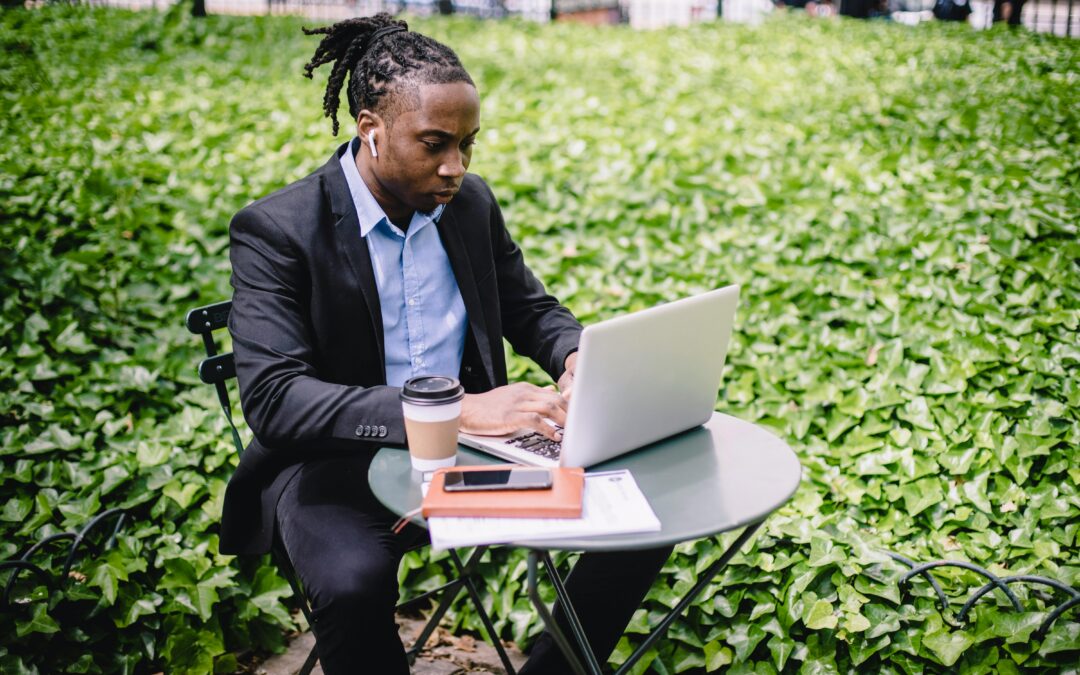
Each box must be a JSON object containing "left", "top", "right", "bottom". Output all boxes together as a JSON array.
[
  {"left": 460, "top": 382, "right": 568, "bottom": 441},
  {"left": 557, "top": 352, "right": 578, "bottom": 400}
]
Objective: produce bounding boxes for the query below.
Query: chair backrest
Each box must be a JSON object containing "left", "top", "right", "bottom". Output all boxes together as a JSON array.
[
  {"left": 185, "top": 300, "right": 244, "bottom": 454},
  {"left": 185, "top": 300, "right": 320, "bottom": 666}
]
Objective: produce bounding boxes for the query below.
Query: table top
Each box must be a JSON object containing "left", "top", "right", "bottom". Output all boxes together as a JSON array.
[{"left": 369, "top": 412, "right": 801, "bottom": 552}]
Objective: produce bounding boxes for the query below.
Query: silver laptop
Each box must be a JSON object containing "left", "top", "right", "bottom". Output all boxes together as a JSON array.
[{"left": 458, "top": 285, "right": 740, "bottom": 468}]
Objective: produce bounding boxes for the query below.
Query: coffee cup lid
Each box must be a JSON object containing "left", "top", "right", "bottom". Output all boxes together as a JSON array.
[{"left": 400, "top": 376, "right": 464, "bottom": 405}]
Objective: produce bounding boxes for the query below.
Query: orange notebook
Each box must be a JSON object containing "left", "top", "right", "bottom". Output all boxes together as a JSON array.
[{"left": 422, "top": 465, "right": 585, "bottom": 519}]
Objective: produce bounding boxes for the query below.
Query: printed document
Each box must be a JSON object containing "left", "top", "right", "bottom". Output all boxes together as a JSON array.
[{"left": 427, "top": 470, "right": 661, "bottom": 550}]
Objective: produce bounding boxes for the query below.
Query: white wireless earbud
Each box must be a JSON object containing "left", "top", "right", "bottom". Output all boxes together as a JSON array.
[{"left": 367, "top": 129, "right": 378, "bottom": 158}]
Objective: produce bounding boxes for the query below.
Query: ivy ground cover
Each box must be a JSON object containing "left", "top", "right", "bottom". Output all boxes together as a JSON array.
[{"left": 1, "top": 5, "right": 1078, "bottom": 673}]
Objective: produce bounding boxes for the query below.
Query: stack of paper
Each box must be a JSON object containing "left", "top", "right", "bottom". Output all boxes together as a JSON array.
[{"left": 426, "top": 470, "right": 661, "bottom": 551}]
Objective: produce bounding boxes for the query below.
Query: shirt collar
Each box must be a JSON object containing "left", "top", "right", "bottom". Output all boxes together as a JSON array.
[{"left": 339, "top": 137, "right": 444, "bottom": 238}]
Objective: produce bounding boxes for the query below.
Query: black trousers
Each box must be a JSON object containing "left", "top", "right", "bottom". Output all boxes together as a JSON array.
[{"left": 276, "top": 456, "right": 673, "bottom": 674}]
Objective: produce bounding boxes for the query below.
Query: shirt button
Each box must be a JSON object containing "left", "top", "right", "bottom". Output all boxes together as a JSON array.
[{"left": 408, "top": 298, "right": 417, "bottom": 306}]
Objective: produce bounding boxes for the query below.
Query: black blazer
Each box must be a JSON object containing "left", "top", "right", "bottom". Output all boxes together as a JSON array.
[{"left": 221, "top": 142, "right": 583, "bottom": 555}]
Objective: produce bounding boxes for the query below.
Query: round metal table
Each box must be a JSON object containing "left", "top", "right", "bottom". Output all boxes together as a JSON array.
[{"left": 370, "top": 412, "right": 801, "bottom": 674}]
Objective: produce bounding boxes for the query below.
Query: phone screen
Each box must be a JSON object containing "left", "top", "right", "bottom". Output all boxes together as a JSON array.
[{"left": 443, "top": 468, "right": 553, "bottom": 492}]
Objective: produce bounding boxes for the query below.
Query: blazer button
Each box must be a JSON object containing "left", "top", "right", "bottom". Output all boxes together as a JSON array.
[
  {"left": 378, "top": 426, "right": 387, "bottom": 437},
  {"left": 363, "top": 425, "right": 372, "bottom": 437},
  {"left": 354, "top": 425, "right": 364, "bottom": 437}
]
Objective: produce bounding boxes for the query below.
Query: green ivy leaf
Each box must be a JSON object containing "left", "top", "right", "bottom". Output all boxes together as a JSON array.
[
  {"left": 671, "top": 645, "right": 705, "bottom": 673},
  {"left": 0, "top": 496, "right": 32, "bottom": 522},
  {"left": 53, "top": 322, "right": 95, "bottom": 354},
  {"left": 900, "top": 477, "right": 945, "bottom": 517},
  {"left": 703, "top": 639, "right": 733, "bottom": 672},
  {"left": 804, "top": 599, "right": 838, "bottom": 631},
  {"left": 842, "top": 612, "right": 872, "bottom": 633},
  {"left": 15, "top": 604, "right": 60, "bottom": 638},
  {"left": 0, "top": 654, "right": 39, "bottom": 675},
  {"left": 766, "top": 634, "right": 793, "bottom": 671},
  {"left": 808, "top": 537, "right": 846, "bottom": 568},
  {"left": 923, "top": 629, "right": 975, "bottom": 667},
  {"left": 849, "top": 633, "right": 891, "bottom": 666},
  {"left": 1038, "top": 621, "right": 1080, "bottom": 657},
  {"left": 163, "top": 480, "right": 202, "bottom": 510},
  {"left": 88, "top": 556, "right": 127, "bottom": 606},
  {"left": 726, "top": 619, "right": 767, "bottom": 662}
]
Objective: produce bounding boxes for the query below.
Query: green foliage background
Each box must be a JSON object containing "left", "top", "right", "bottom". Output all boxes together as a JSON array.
[{"left": 1, "top": 5, "right": 1078, "bottom": 673}]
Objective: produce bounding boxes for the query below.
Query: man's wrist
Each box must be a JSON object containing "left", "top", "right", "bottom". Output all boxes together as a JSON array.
[{"left": 562, "top": 349, "right": 579, "bottom": 376}]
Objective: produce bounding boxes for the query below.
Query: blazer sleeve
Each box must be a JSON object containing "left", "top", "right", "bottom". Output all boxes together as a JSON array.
[
  {"left": 228, "top": 205, "right": 405, "bottom": 451},
  {"left": 484, "top": 184, "right": 583, "bottom": 381}
]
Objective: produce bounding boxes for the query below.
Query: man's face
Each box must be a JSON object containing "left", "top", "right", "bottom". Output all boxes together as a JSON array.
[{"left": 373, "top": 81, "right": 480, "bottom": 215}]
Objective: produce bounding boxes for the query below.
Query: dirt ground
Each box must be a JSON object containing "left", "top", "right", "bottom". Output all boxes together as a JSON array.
[{"left": 253, "top": 613, "right": 528, "bottom": 675}]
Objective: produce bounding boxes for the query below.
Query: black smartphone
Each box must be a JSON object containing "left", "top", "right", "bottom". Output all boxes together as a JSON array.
[{"left": 442, "top": 467, "right": 553, "bottom": 492}]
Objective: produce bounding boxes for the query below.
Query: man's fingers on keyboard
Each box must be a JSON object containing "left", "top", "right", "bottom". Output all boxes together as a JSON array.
[
  {"left": 520, "top": 412, "right": 562, "bottom": 441},
  {"left": 523, "top": 395, "right": 568, "bottom": 427}
]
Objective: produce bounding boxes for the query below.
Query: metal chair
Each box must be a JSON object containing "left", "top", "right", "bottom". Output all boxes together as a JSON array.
[{"left": 185, "top": 300, "right": 516, "bottom": 675}]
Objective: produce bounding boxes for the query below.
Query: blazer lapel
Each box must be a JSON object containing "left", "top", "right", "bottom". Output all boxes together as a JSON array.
[
  {"left": 320, "top": 145, "right": 386, "bottom": 375},
  {"left": 437, "top": 206, "right": 495, "bottom": 387}
]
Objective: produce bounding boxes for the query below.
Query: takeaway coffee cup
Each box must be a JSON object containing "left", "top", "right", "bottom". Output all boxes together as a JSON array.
[{"left": 400, "top": 376, "right": 465, "bottom": 472}]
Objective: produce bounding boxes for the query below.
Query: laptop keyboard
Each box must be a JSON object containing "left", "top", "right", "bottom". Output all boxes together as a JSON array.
[{"left": 507, "top": 427, "right": 563, "bottom": 460}]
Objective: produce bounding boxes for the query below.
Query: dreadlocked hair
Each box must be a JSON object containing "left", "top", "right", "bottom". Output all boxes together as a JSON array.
[{"left": 302, "top": 14, "right": 475, "bottom": 136}]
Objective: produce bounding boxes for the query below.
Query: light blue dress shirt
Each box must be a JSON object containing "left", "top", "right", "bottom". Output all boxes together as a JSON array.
[{"left": 339, "top": 138, "right": 467, "bottom": 388}]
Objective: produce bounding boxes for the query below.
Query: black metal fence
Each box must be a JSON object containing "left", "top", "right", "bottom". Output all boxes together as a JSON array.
[
  {"left": 2, "top": 509, "right": 128, "bottom": 607},
  {"left": 890, "top": 552, "right": 1080, "bottom": 642}
]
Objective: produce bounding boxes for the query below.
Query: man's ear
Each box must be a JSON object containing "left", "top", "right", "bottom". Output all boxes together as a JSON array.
[{"left": 356, "top": 110, "right": 384, "bottom": 155}]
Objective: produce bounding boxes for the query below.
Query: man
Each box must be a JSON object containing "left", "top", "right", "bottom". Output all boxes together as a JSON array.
[{"left": 223, "top": 14, "right": 672, "bottom": 674}]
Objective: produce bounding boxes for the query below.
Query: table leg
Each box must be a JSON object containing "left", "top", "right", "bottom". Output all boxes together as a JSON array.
[
  {"left": 526, "top": 550, "right": 593, "bottom": 675},
  {"left": 540, "top": 551, "right": 604, "bottom": 673},
  {"left": 408, "top": 546, "right": 486, "bottom": 660},
  {"left": 523, "top": 520, "right": 766, "bottom": 675},
  {"left": 613, "top": 520, "right": 764, "bottom": 675},
  {"left": 449, "top": 548, "right": 519, "bottom": 675}
]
